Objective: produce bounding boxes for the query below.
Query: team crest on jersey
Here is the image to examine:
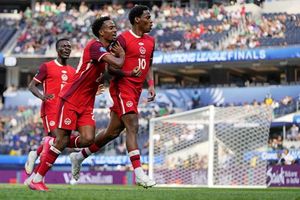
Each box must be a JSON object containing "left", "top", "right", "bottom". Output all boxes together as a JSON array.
[
  {"left": 49, "top": 121, "right": 55, "bottom": 126},
  {"left": 99, "top": 47, "right": 107, "bottom": 53},
  {"left": 138, "top": 42, "right": 144, "bottom": 46},
  {"left": 64, "top": 118, "right": 72, "bottom": 125},
  {"left": 126, "top": 101, "right": 133, "bottom": 108},
  {"left": 139, "top": 46, "right": 146, "bottom": 55},
  {"left": 61, "top": 74, "right": 68, "bottom": 81}
]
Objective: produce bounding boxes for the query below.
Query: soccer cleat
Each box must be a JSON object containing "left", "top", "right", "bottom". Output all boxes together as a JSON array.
[
  {"left": 28, "top": 181, "right": 49, "bottom": 191},
  {"left": 25, "top": 151, "right": 38, "bottom": 175},
  {"left": 70, "top": 178, "right": 78, "bottom": 185},
  {"left": 135, "top": 174, "right": 156, "bottom": 188},
  {"left": 69, "top": 152, "right": 83, "bottom": 181},
  {"left": 24, "top": 176, "right": 33, "bottom": 186}
]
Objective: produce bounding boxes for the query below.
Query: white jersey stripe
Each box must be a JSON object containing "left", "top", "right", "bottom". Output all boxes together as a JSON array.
[
  {"left": 58, "top": 105, "right": 65, "bottom": 128},
  {"left": 76, "top": 51, "right": 84, "bottom": 73},
  {"left": 118, "top": 93, "right": 126, "bottom": 115},
  {"left": 98, "top": 52, "right": 110, "bottom": 62},
  {"left": 45, "top": 116, "right": 50, "bottom": 133},
  {"left": 33, "top": 77, "right": 42, "bottom": 83}
]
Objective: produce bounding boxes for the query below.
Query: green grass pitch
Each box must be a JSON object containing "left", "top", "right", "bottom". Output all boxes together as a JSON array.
[{"left": 1, "top": 184, "right": 300, "bottom": 200}]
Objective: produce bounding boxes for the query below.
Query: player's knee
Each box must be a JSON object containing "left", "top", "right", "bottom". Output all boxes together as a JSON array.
[
  {"left": 82, "top": 134, "right": 95, "bottom": 146},
  {"left": 54, "top": 135, "right": 69, "bottom": 150}
]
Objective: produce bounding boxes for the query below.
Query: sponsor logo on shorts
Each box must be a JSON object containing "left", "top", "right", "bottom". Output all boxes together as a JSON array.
[
  {"left": 49, "top": 121, "right": 55, "bottom": 126},
  {"left": 139, "top": 46, "right": 146, "bottom": 54},
  {"left": 126, "top": 101, "right": 133, "bottom": 108},
  {"left": 64, "top": 118, "right": 72, "bottom": 125}
]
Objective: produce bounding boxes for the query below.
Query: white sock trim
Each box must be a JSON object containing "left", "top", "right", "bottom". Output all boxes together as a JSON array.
[
  {"left": 75, "top": 136, "right": 80, "bottom": 148},
  {"left": 84, "top": 148, "right": 91, "bottom": 156},
  {"left": 50, "top": 146, "right": 61, "bottom": 154},
  {"left": 128, "top": 149, "right": 140, "bottom": 157},
  {"left": 33, "top": 173, "right": 43, "bottom": 183},
  {"left": 49, "top": 138, "right": 55, "bottom": 146},
  {"left": 29, "top": 172, "right": 36, "bottom": 180}
]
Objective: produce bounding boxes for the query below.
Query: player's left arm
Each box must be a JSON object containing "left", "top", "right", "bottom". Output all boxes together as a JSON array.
[
  {"left": 147, "top": 44, "right": 156, "bottom": 102},
  {"left": 107, "top": 65, "right": 142, "bottom": 77},
  {"left": 107, "top": 35, "right": 141, "bottom": 78}
]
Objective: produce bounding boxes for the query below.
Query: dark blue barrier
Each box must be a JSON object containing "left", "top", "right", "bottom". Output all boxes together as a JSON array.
[
  {"left": 153, "top": 45, "right": 300, "bottom": 64},
  {"left": 4, "top": 85, "right": 300, "bottom": 109}
]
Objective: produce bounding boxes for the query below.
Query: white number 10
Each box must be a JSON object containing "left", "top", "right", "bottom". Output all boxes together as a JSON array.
[{"left": 138, "top": 58, "right": 146, "bottom": 69}]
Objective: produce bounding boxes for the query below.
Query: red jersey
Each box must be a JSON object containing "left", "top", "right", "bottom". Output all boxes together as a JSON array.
[
  {"left": 110, "top": 30, "right": 155, "bottom": 94},
  {"left": 33, "top": 59, "right": 75, "bottom": 117},
  {"left": 59, "top": 39, "right": 109, "bottom": 107}
]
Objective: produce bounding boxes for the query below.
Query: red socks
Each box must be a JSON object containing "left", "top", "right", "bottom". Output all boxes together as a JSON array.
[
  {"left": 37, "top": 146, "right": 61, "bottom": 176},
  {"left": 36, "top": 145, "right": 43, "bottom": 156},
  {"left": 128, "top": 149, "right": 141, "bottom": 169},
  {"left": 81, "top": 144, "right": 100, "bottom": 158}
]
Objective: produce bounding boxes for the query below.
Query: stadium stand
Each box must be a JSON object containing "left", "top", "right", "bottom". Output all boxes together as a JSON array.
[
  {"left": 0, "top": 1, "right": 296, "bottom": 57},
  {"left": 9, "top": 2, "right": 300, "bottom": 55},
  {"left": 0, "top": 18, "right": 21, "bottom": 51}
]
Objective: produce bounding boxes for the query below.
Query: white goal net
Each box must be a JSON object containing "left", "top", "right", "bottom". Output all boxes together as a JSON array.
[{"left": 149, "top": 105, "right": 272, "bottom": 188}]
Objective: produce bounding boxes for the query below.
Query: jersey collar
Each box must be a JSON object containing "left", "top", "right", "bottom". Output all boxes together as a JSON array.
[
  {"left": 54, "top": 59, "right": 63, "bottom": 67},
  {"left": 129, "top": 30, "right": 141, "bottom": 38}
]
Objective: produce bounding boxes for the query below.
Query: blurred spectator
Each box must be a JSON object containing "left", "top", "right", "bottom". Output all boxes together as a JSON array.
[
  {"left": 278, "top": 149, "right": 295, "bottom": 165},
  {"left": 287, "top": 124, "right": 299, "bottom": 141},
  {"left": 264, "top": 93, "right": 273, "bottom": 106},
  {"left": 192, "top": 90, "right": 201, "bottom": 109}
]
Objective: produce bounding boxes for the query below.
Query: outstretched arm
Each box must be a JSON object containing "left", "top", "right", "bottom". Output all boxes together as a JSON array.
[{"left": 107, "top": 65, "right": 142, "bottom": 77}]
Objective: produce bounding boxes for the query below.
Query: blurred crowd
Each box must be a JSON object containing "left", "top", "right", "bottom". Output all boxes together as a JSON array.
[
  {"left": 0, "top": 106, "right": 40, "bottom": 155},
  {"left": 0, "top": 101, "right": 175, "bottom": 156},
  {"left": 8, "top": 1, "right": 300, "bottom": 55}
]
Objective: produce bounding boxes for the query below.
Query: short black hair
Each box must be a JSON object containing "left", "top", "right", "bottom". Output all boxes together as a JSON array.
[
  {"left": 56, "top": 38, "right": 69, "bottom": 50},
  {"left": 92, "top": 16, "right": 111, "bottom": 38},
  {"left": 128, "top": 5, "right": 149, "bottom": 25}
]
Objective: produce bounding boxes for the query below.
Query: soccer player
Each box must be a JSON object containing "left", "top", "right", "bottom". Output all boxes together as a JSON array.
[
  {"left": 70, "top": 5, "right": 156, "bottom": 188},
  {"left": 24, "top": 38, "right": 76, "bottom": 185},
  {"left": 28, "top": 16, "right": 126, "bottom": 191}
]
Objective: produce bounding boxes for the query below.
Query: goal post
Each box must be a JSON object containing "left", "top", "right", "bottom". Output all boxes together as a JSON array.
[{"left": 149, "top": 105, "right": 272, "bottom": 188}]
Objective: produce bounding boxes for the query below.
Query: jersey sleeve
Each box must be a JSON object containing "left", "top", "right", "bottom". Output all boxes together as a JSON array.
[
  {"left": 33, "top": 63, "right": 47, "bottom": 83},
  {"left": 89, "top": 42, "right": 110, "bottom": 62},
  {"left": 117, "top": 35, "right": 126, "bottom": 51}
]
